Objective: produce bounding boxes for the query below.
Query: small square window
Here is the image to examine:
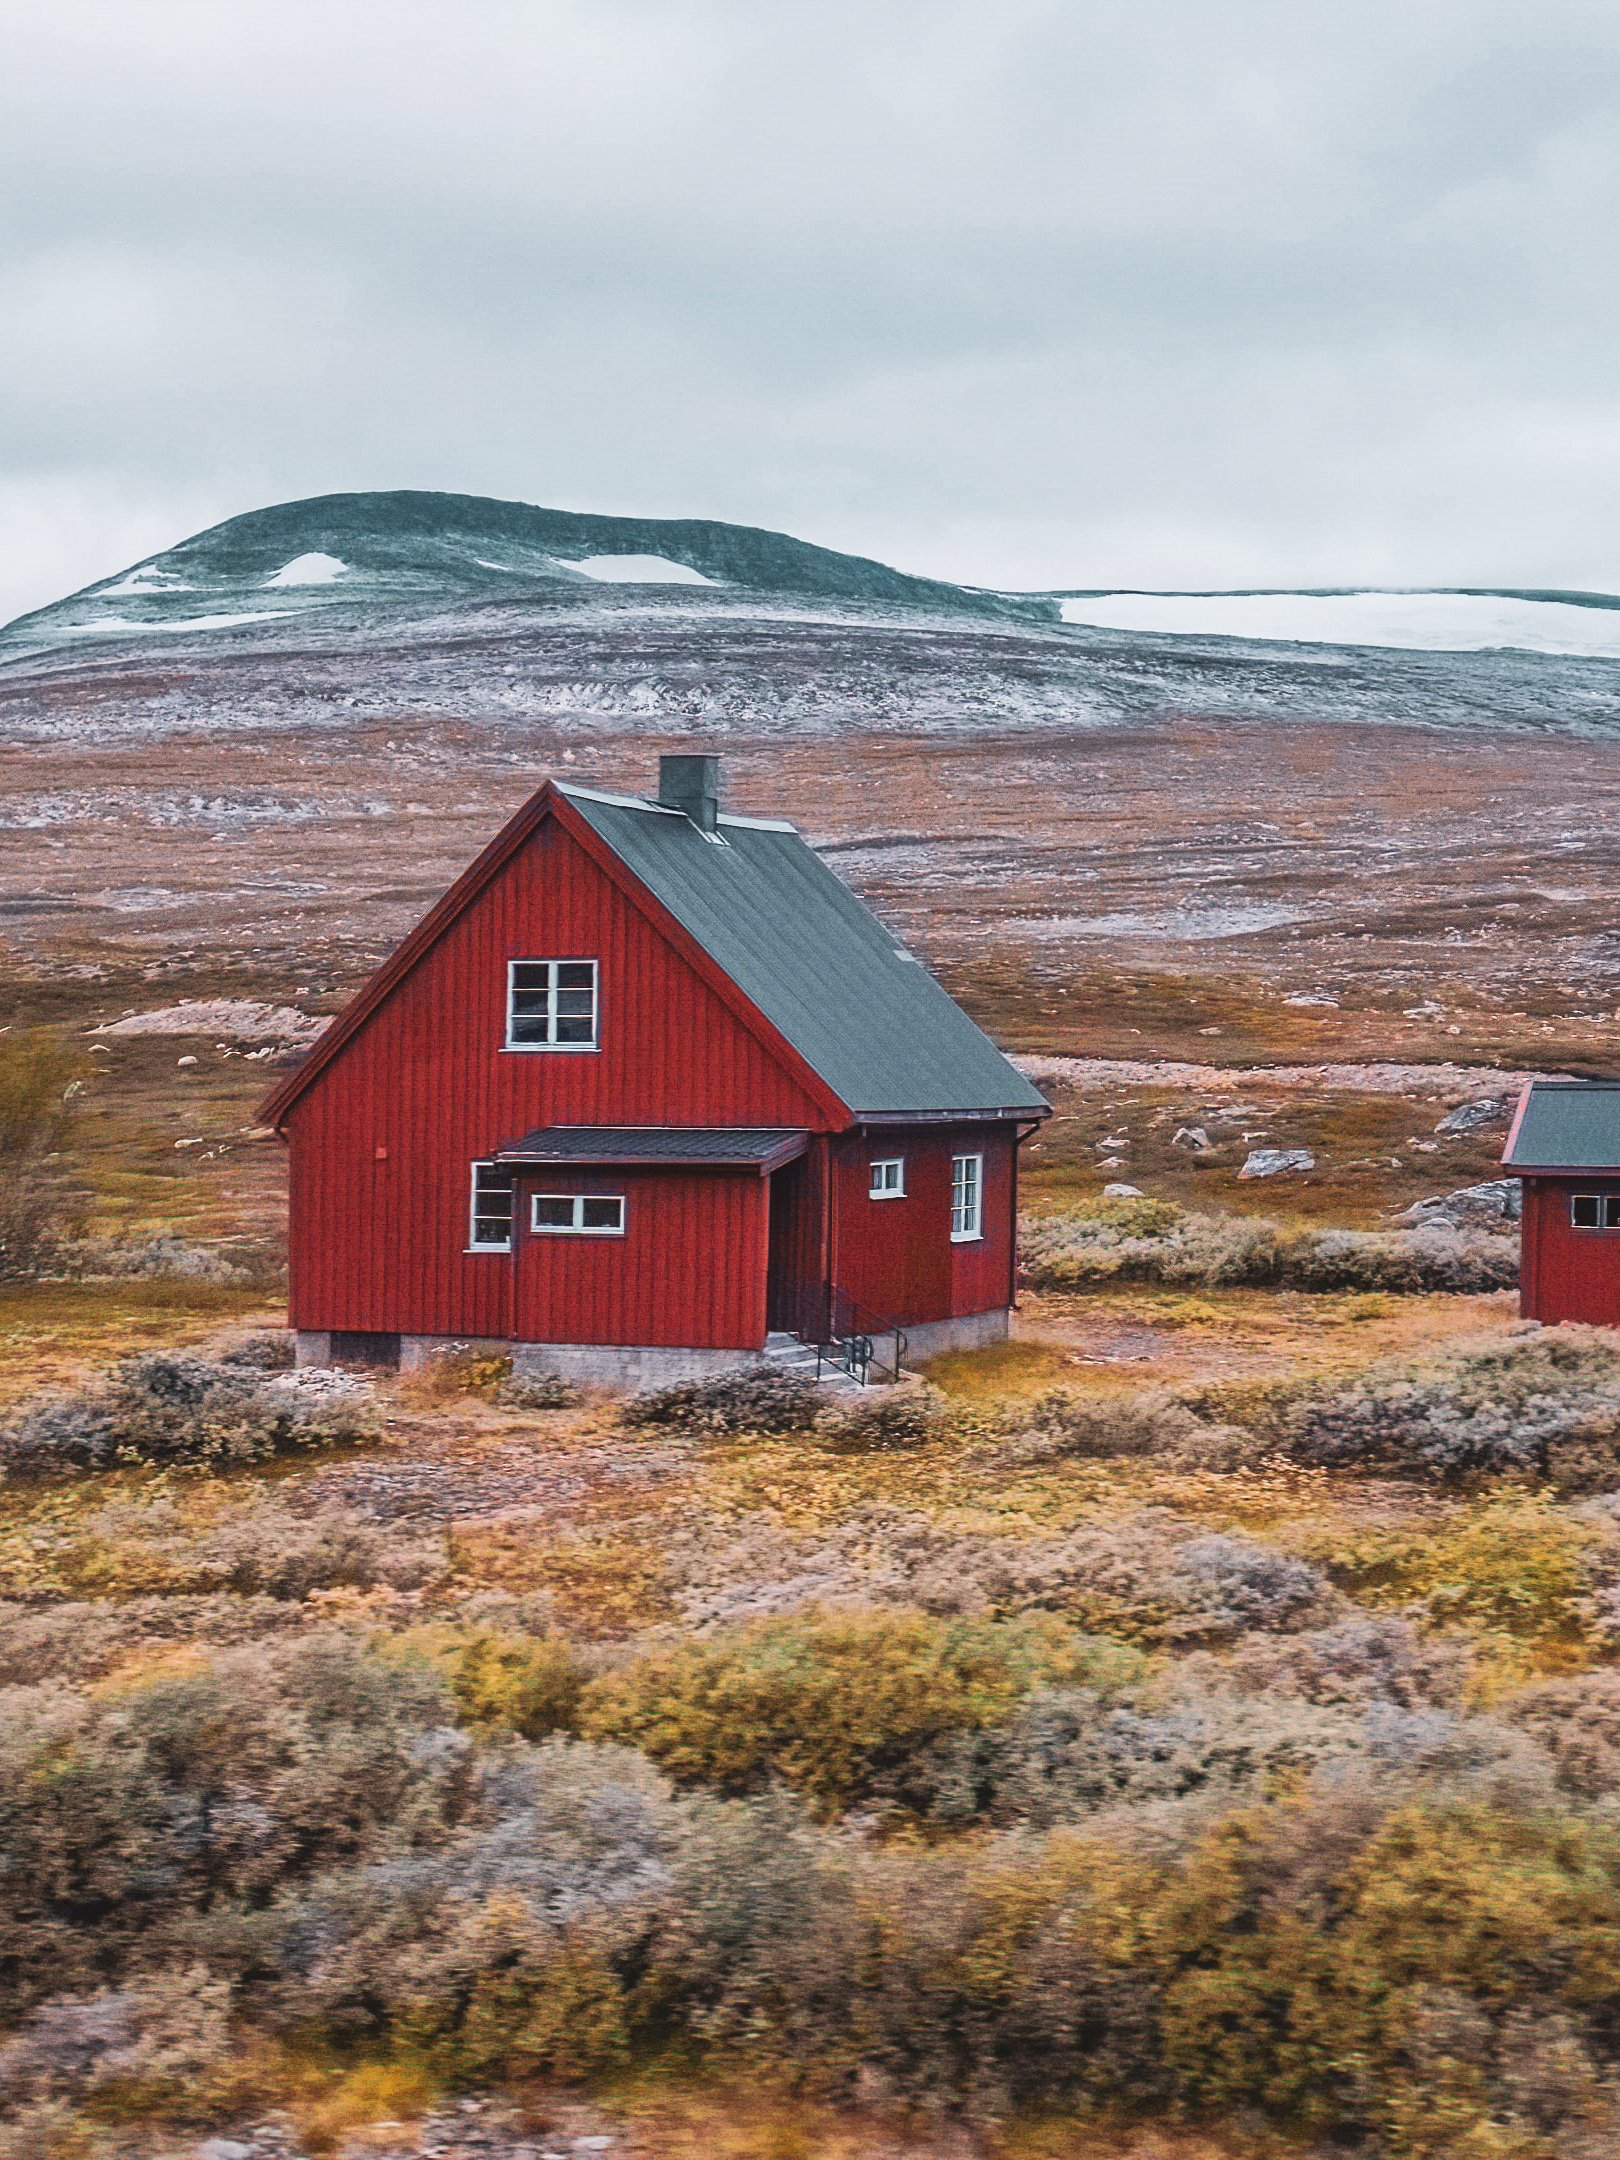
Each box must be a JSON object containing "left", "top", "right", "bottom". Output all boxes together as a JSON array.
[
  {"left": 530, "top": 1192, "right": 626, "bottom": 1237},
  {"left": 507, "top": 959, "right": 599, "bottom": 1050},
  {"left": 468, "top": 1161, "right": 514, "bottom": 1251},
  {"left": 1574, "top": 1195, "right": 1605, "bottom": 1230},
  {"left": 869, "top": 1157, "right": 905, "bottom": 1199}
]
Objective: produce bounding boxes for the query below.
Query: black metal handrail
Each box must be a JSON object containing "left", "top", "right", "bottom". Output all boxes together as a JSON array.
[{"left": 811, "top": 1285, "right": 909, "bottom": 1388}]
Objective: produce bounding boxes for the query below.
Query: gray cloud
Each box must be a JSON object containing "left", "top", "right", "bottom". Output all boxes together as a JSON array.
[{"left": 3, "top": 0, "right": 1620, "bottom": 617}]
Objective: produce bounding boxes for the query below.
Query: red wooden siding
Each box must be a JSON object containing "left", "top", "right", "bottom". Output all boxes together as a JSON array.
[
  {"left": 1520, "top": 1176, "right": 1620, "bottom": 1326},
  {"left": 512, "top": 1167, "right": 767, "bottom": 1348},
  {"left": 828, "top": 1124, "right": 1016, "bottom": 1327},
  {"left": 285, "top": 811, "right": 828, "bottom": 1341}
]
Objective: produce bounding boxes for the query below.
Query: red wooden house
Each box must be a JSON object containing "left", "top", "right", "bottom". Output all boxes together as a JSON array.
[
  {"left": 259, "top": 756, "right": 1050, "bottom": 1387},
  {"left": 1504, "top": 1080, "right": 1620, "bottom": 1326}
]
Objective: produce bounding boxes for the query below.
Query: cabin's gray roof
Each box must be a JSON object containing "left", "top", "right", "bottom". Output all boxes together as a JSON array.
[
  {"left": 558, "top": 784, "right": 1049, "bottom": 1119},
  {"left": 496, "top": 1125, "right": 807, "bottom": 1170},
  {"left": 1504, "top": 1081, "right": 1620, "bottom": 1170}
]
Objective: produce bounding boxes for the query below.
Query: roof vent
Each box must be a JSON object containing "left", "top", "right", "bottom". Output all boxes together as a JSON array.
[{"left": 658, "top": 753, "right": 720, "bottom": 833}]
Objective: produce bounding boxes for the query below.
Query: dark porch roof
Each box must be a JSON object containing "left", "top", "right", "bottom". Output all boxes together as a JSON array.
[
  {"left": 494, "top": 1125, "right": 809, "bottom": 1172},
  {"left": 1503, "top": 1082, "right": 1620, "bottom": 1172}
]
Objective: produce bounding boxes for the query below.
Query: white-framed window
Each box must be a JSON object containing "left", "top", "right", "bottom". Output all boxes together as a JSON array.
[
  {"left": 531, "top": 1192, "right": 626, "bottom": 1237},
  {"left": 950, "top": 1152, "right": 983, "bottom": 1242},
  {"left": 468, "top": 1160, "right": 515, "bottom": 1251},
  {"left": 506, "top": 959, "right": 598, "bottom": 1050},
  {"left": 869, "top": 1156, "right": 906, "bottom": 1199},
  {"left": 1571, "top": 1194, "right": 1620, "bottom": 1230}
]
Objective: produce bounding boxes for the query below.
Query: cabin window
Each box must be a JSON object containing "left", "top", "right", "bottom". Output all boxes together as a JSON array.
[
  {"left": 950, "top": 1152, "right": 983, "bottom": 1241},
  {"left": 506, "top": 959, "right": 598, "bottom": 1050},
  {"left": 531, "top": 1193, "right": 626, "bottom": 1237},
  {"left": 1570, "top": 1194, "right": 1620, "bottom": 1230},
  {"left": 468, "top": 1161, "right": 514, "bottom": 1251},
  {"left": 869, "top": 1157, "right": 906, "bottom": 1199}
]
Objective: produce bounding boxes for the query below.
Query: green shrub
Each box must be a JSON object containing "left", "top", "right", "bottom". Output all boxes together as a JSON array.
[{"left": 578, "top": 1608, "right": 1081, "bottom": 1815}]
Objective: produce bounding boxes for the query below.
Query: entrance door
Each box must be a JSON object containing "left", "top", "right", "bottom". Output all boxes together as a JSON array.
[{"left": 766, "top": 1157, "right": 818, "bottom": 1334}]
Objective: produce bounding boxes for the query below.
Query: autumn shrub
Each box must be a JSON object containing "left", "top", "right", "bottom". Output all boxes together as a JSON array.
[
  {"left": 1282, "top": 1327, "right": 1620, "bottom": 1487},
  {"left": 997, "top": 1384, "right": 1256, "bottom": 1469},
  {"left": 40, "top": 1493, "right": 449, "bottom": 1602},
  {"left": 0, "top": 1639, "right": 475, "bottom": 2015},
  {"left": 820, "top": 1382, "right": 954, "bottom": 1453},
  {"left": 0, "top": 1967, "right": 239, "bottom": 2135},
  {"left": 0, "top": 1035, "right": 81, "bottom": 1284},
  {"left": 0, "top": 1354, "right": 379, "bottom": 1480},
  {"left": 1020, "top": 1203, "right": 1516, "bottom": 1295},
  {"left": 1312, "top": 1494, "right": 1610, "bottom": 1662},
  {"left": 623, "top": 1364, "right": 823, "bottom": 1436},
  {"left": 577, "top": 1608, "right": 1086, "bottom": 1815},
  {"left": 498, "top": 1368, "right": 582, "bottom": 1410},
  {"left": 390, "top": 1623, "right": 591, "bottom": 1739}
]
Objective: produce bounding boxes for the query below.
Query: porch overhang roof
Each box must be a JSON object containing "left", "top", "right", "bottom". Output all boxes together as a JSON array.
[{"left": 494, "top": 1125, "right": 809, "bottom": 1173}]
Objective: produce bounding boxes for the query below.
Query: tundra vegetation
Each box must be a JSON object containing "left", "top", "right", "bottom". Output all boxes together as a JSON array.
[{"left": 3, "top": 1022, "right": 1609, "bottom": 2159}]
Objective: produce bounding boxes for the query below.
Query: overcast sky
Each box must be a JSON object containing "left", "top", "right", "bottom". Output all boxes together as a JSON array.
[{"left": 4, "top": 0, "right": 1620, "bottom": 619}]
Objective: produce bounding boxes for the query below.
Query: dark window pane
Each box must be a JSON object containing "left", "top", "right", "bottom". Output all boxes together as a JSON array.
[
  {"left": 533, "top": 1196, "right": 577, "bottom": 1229},
  {"left": 1604, "top": 1197, "right": 1620, "bottom": 1230},
  {"left": 581, "top": 1197, "right": 624, "bottom": 1231},
  {"left": 1574, "top": 1195, "right": 1602, "bottom": 1228},
  {"left": 557, "top": 963, "right": 595, "bottom": 988},
  {"left": 554, "top": 1017, "right": 594, "bottom": 1043}
]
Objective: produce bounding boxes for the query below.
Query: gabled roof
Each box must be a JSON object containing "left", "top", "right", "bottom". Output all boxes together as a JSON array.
[
  {"left": 495, "top": 1126, "right": 808, "bottom": 1171},
  {"left": 556, "top": 784, "right": 1048, "bottom": 1118},
  {"left": 259, "top": 775, "right": 1048, "bottom": 1129},
  {"left": 1503, "top": 1081, "right": 1620, "bottom": 1172}
]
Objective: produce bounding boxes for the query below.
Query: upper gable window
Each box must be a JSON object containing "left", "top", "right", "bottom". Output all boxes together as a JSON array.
[
  {"left": 869, "top": 1157, "right": 906, "bottom": 1199},
  {"left": 506, "top": 959, "right": 598, "bottom": 1051}
]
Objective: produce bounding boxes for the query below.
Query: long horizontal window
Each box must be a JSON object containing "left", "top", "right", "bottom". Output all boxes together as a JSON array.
[
  {"left": 1571, "top": 1194, "right": 1620, "bottom": 1230},
  {"left": 507, "top": 959, "right": 598, "bottom": 1050},
  {"left": 468, "top": 1161, "right": 514, "bottom": 1251},
  {"left": 531, "top": 1193, "right": 626, "bottom": 1237}
]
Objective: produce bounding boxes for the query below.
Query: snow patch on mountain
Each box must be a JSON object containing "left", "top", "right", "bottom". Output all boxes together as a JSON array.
[
  {"left": 1057, "top": 590, "right": 1620, "bottom": 659},
  {"left": 265, "top": 552, "right": 348, "bottom": 586},
  {"left": 556, "top": 554, "right": 718, "bottom": 585},
  {"left": 67, "top": 610, "right": 297, "bottom": 637}
]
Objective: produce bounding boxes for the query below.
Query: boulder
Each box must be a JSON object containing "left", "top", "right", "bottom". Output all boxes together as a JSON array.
[
  {"left": 1435, "top": 1095, "right": 1513, "bottom": 1136},
  {"left": 1239, "top": 1148, "right": 1315, "bottom": 1179},
  {"left": 1395, "top": 1178, "right": 1520, "bottom": 1229}
]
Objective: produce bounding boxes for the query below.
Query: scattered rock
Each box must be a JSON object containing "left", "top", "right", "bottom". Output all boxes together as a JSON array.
[
  {"left": 1239, "top": 1148, "right": 1316, "bottom": 1179},
  {"left": 1435, "top": 1094, "right": 1515, "bottom": 1136},
  {"left": 1394, "top": 1178, "right": 1521, "bottom": 1229},
  {"left": 92, "top": 998, "right": 325, "bottom": 1045},
  {"left": 1283, "top": 993, "right": 1339, "bottom": 1008},
  {"left": 1103, "top": 1181, "right": 1144, "bottom": 1197},
  {"left": 1171, "top": 1125, "right": 1209, "bottom": 1151}
]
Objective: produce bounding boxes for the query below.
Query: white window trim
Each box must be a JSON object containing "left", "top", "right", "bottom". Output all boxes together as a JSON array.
[
  {"left": 503, "top": 957, "right": 600, "bottom": 1053},
  {"left": 530, "top": 1192, "right": 627, "bottom": 1237},
  {"left": 869, "top": 1156, "right": 906, "bottom": 1199},
  {"left": 950, "top": 1151, "right": 984, "bottom": 1243},
  {"left": 467, "top": 1159, "right": 514, "bottom": 1253}
]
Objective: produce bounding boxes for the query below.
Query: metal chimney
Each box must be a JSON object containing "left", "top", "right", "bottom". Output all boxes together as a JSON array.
[{"left": 657, "top": 753, "right": 720, "bottom": 833}]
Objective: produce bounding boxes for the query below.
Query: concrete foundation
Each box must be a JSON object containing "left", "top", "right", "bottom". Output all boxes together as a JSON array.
[
  {"left": 511, "top": 1341, "right": 765, "bottom": 1391},
  {"left": 899, "top": 1307, "right": 1010, "bottom": 1364}
]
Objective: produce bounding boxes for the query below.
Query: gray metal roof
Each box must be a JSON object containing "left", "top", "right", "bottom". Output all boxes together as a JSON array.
[
  {"left": 1504, "top": 1082, "right": 1620, "bottom": 1170},
  {"left": 496, "top": 1125, "right": 807, "bottom": 1169},
  {"left": 559, "top": 784, "right": 1049, "bottom": 1119}
]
